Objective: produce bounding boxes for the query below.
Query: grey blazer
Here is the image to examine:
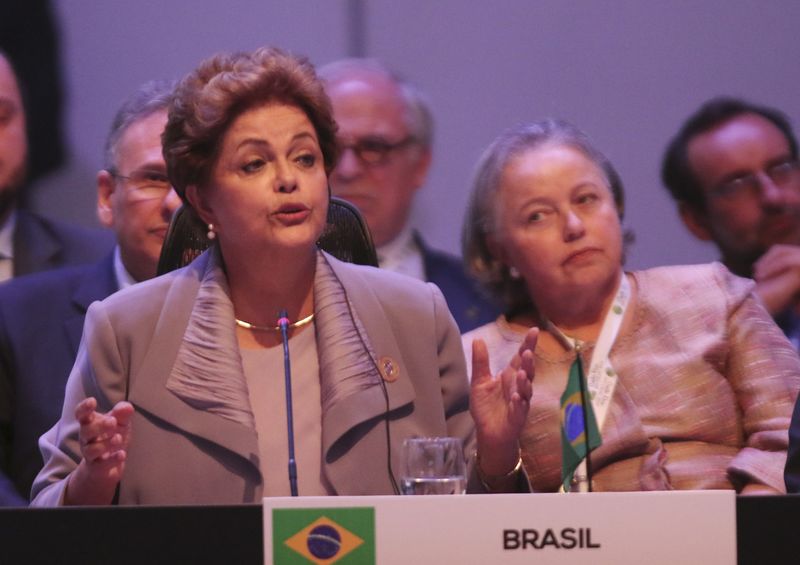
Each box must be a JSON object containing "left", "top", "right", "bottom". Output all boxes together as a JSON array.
[{"left": 31, "top": 248, "right": 476, "bottom": 505}]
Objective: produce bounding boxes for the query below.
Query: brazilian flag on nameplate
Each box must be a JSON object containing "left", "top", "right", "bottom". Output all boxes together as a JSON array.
[
  {"left": 273, "top": 507, "right": 375, "bottom": 564},
  {"left": 560, "top": 355, "right": 602, "bottom": 490}
]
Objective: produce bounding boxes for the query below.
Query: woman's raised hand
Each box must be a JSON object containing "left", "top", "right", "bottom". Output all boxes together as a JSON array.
[
  {"left": 469, "top": 328, "right": 538, "bottom": 477},
  {"left": 64, "top": 397, "right": 135, "bottom": 505}
]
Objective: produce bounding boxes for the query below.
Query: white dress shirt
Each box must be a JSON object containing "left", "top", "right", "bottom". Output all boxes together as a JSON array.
[
  {"left": 0, "top": 210, "right": 17, "bottom": 282},
  {"left": 375, "top": 223, "right": 425, "bottom": 281},
  {"left": 112, "top": 245, "right": 137, "bottom": 290}
]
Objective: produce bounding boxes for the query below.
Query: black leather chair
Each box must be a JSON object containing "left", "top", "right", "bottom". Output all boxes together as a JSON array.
[{"left": 156, "top": 197, "right": 378, "bottom": 276}]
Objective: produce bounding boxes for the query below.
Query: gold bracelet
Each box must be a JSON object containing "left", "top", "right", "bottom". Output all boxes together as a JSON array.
[{"left": 475, "top": 449, "right": 524, "bottom": 491}]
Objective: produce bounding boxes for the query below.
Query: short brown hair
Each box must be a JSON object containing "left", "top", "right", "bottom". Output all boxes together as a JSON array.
[{"left": 163, "top": 46, "right": 339, "bottom": 200}]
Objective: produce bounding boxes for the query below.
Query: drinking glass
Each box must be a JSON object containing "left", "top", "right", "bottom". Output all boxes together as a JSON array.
[{"left": 400, "top": 437, "right": 467, "bottom": 495}]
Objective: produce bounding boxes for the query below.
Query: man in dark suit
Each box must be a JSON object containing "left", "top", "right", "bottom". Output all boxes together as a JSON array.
[
  {"left": 319, "top": 59, "right": 500, "bottom": 332},
  {"left": 0, "top": 80, "right": 180, "bottom": 505},
  {"left": 0, "top": 50, "right": 112, "bottom": 280}
]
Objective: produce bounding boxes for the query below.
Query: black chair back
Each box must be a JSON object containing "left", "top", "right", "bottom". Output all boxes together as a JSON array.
[{"left": 156, "top": 197, "right": 378, "bottom": 276}]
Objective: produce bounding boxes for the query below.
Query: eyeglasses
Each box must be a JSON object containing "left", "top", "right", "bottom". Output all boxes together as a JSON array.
[
  {"left": 109, "top": 169, "right": 172, "bottom": 201},
  {"left": 709, "top": 159, "right": 800, "bottom": 202},
  {"left": 338, "top": 135, "right": 417, "bottom": 166}
]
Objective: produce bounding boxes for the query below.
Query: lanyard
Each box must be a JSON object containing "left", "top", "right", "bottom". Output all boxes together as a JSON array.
[
  {"left": 548, "top": 274, "right": 631, "bottom": 492},
  {"left": 547, "top": 273, "right": 630, "bottom": 431}
]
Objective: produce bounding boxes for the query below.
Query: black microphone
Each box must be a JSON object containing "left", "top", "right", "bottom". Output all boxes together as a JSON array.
[{"left": 278, "top": 309, "right": 299, "bottom": 497}]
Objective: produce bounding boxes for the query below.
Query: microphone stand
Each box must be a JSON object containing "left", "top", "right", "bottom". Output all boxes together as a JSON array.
[{"left": 278, "top": 310, "right": 299, "bottom": 497}]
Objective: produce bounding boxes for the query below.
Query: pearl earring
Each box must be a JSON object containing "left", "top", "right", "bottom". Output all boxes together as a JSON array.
[
  {"left": 509, "top": 266, "right": 521, "bottom": 279},
  {"left": 207, "top": 224, "right": 216, "bottom": 240}
]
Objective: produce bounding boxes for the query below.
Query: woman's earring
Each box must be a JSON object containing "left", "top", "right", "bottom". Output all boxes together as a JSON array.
[
  {"left": 207, "top": 223, "right": 216, "bottom": 240},
  {"left": 509, "top": 266, "right": 521, "bottom": 279}
]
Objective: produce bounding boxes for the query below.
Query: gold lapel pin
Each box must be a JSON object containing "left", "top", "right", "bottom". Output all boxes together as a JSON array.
[{"left": 378, "top": 356, "right": 400, "bottom": 382}]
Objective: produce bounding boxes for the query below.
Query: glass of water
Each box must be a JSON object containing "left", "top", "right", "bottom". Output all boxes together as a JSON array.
[{"left": 401, "top": 437, "right": 467, "bottom": 495}]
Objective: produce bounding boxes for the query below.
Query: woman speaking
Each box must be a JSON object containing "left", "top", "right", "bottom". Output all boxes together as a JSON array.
[{"left": 31, "top": 47, "right": 535, "bottom": 505}]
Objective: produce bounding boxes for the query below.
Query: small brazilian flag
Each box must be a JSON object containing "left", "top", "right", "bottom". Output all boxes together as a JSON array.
[
  {"left": 273, "top": 507, "right": 375, "bottom": 564},
  {"left": 560, "top": 355, "right": 602, "bottom": 490}
]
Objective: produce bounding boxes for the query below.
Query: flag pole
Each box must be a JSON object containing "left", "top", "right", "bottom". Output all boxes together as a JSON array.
[{"left": 575, "top": 344, "right": 593, "bottom": 492}]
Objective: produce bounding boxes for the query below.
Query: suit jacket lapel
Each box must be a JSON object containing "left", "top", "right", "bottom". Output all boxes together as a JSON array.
[
  {"left": 122, "top": 250, "right": 421, "bottom": 491},
  {"left": 316, "top": 253, "right": 416, "bottom": 491},
  {"left": 128, "top": 249, "right": 260, "bottom": 472},
  {"left": 63, "top": 253, "right": 118, "bottom": 353},
  {"left": 12, "top": 210, "right": 61, "bottom": 276}
]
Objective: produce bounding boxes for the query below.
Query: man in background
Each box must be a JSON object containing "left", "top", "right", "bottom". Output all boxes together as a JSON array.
[
  {"left": 0, "top": 50, "right": 112, "bottom": 281},
  {"left": 319, "top": 59, "right": 499, "bottom": 332},
  {"left": 662, "top": 97, "right": 800, "bottom": 346},
  {"left": 0, "top": 80, "right": 180, "bottom": 505}
]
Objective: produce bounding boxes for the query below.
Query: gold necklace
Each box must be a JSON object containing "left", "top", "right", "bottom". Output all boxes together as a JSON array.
[{"left": 234, "top": 312, "right": 315, "bottom": 332}]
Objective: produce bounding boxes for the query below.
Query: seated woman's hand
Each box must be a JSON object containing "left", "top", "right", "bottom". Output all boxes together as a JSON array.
[
  {"left": 64, "top": 397, "right": 134, "bottom": 505},
  {"left": 470, "top": 328, "right": 538, "bottom": 476}
]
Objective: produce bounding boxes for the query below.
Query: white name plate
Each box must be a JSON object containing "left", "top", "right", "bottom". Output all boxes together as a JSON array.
[{"left": 264, "top": 490, "right": 735, "bottom": 564}]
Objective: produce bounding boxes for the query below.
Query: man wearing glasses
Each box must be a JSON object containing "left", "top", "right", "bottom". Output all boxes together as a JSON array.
[
  {"left": 0, "top": 51, "right": 112, "bottom": 281},
  {"left": 0, "top": 80, "right": 180, "bottom": 505},
  {"left": 319, "top": 59, "right": 499, "bottom": 332},
  {"left": 661, "top": 97, "right": 800, "bottom": 347}
]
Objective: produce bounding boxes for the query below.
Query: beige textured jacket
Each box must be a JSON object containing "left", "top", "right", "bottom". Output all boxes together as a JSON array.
[
  {"left": 463, "top": 263, "right": 800, "bottom": 493},
  {"left": 32, "top": 248, "right": 476, "bottom": 505}
]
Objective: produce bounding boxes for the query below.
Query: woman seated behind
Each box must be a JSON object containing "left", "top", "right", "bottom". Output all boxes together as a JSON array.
[
  {"left": 31, "top": 47, "right": 535, "bottom": 506},
  {"left": 461, "top": 119, "right": 800, "bottom": 494}
]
